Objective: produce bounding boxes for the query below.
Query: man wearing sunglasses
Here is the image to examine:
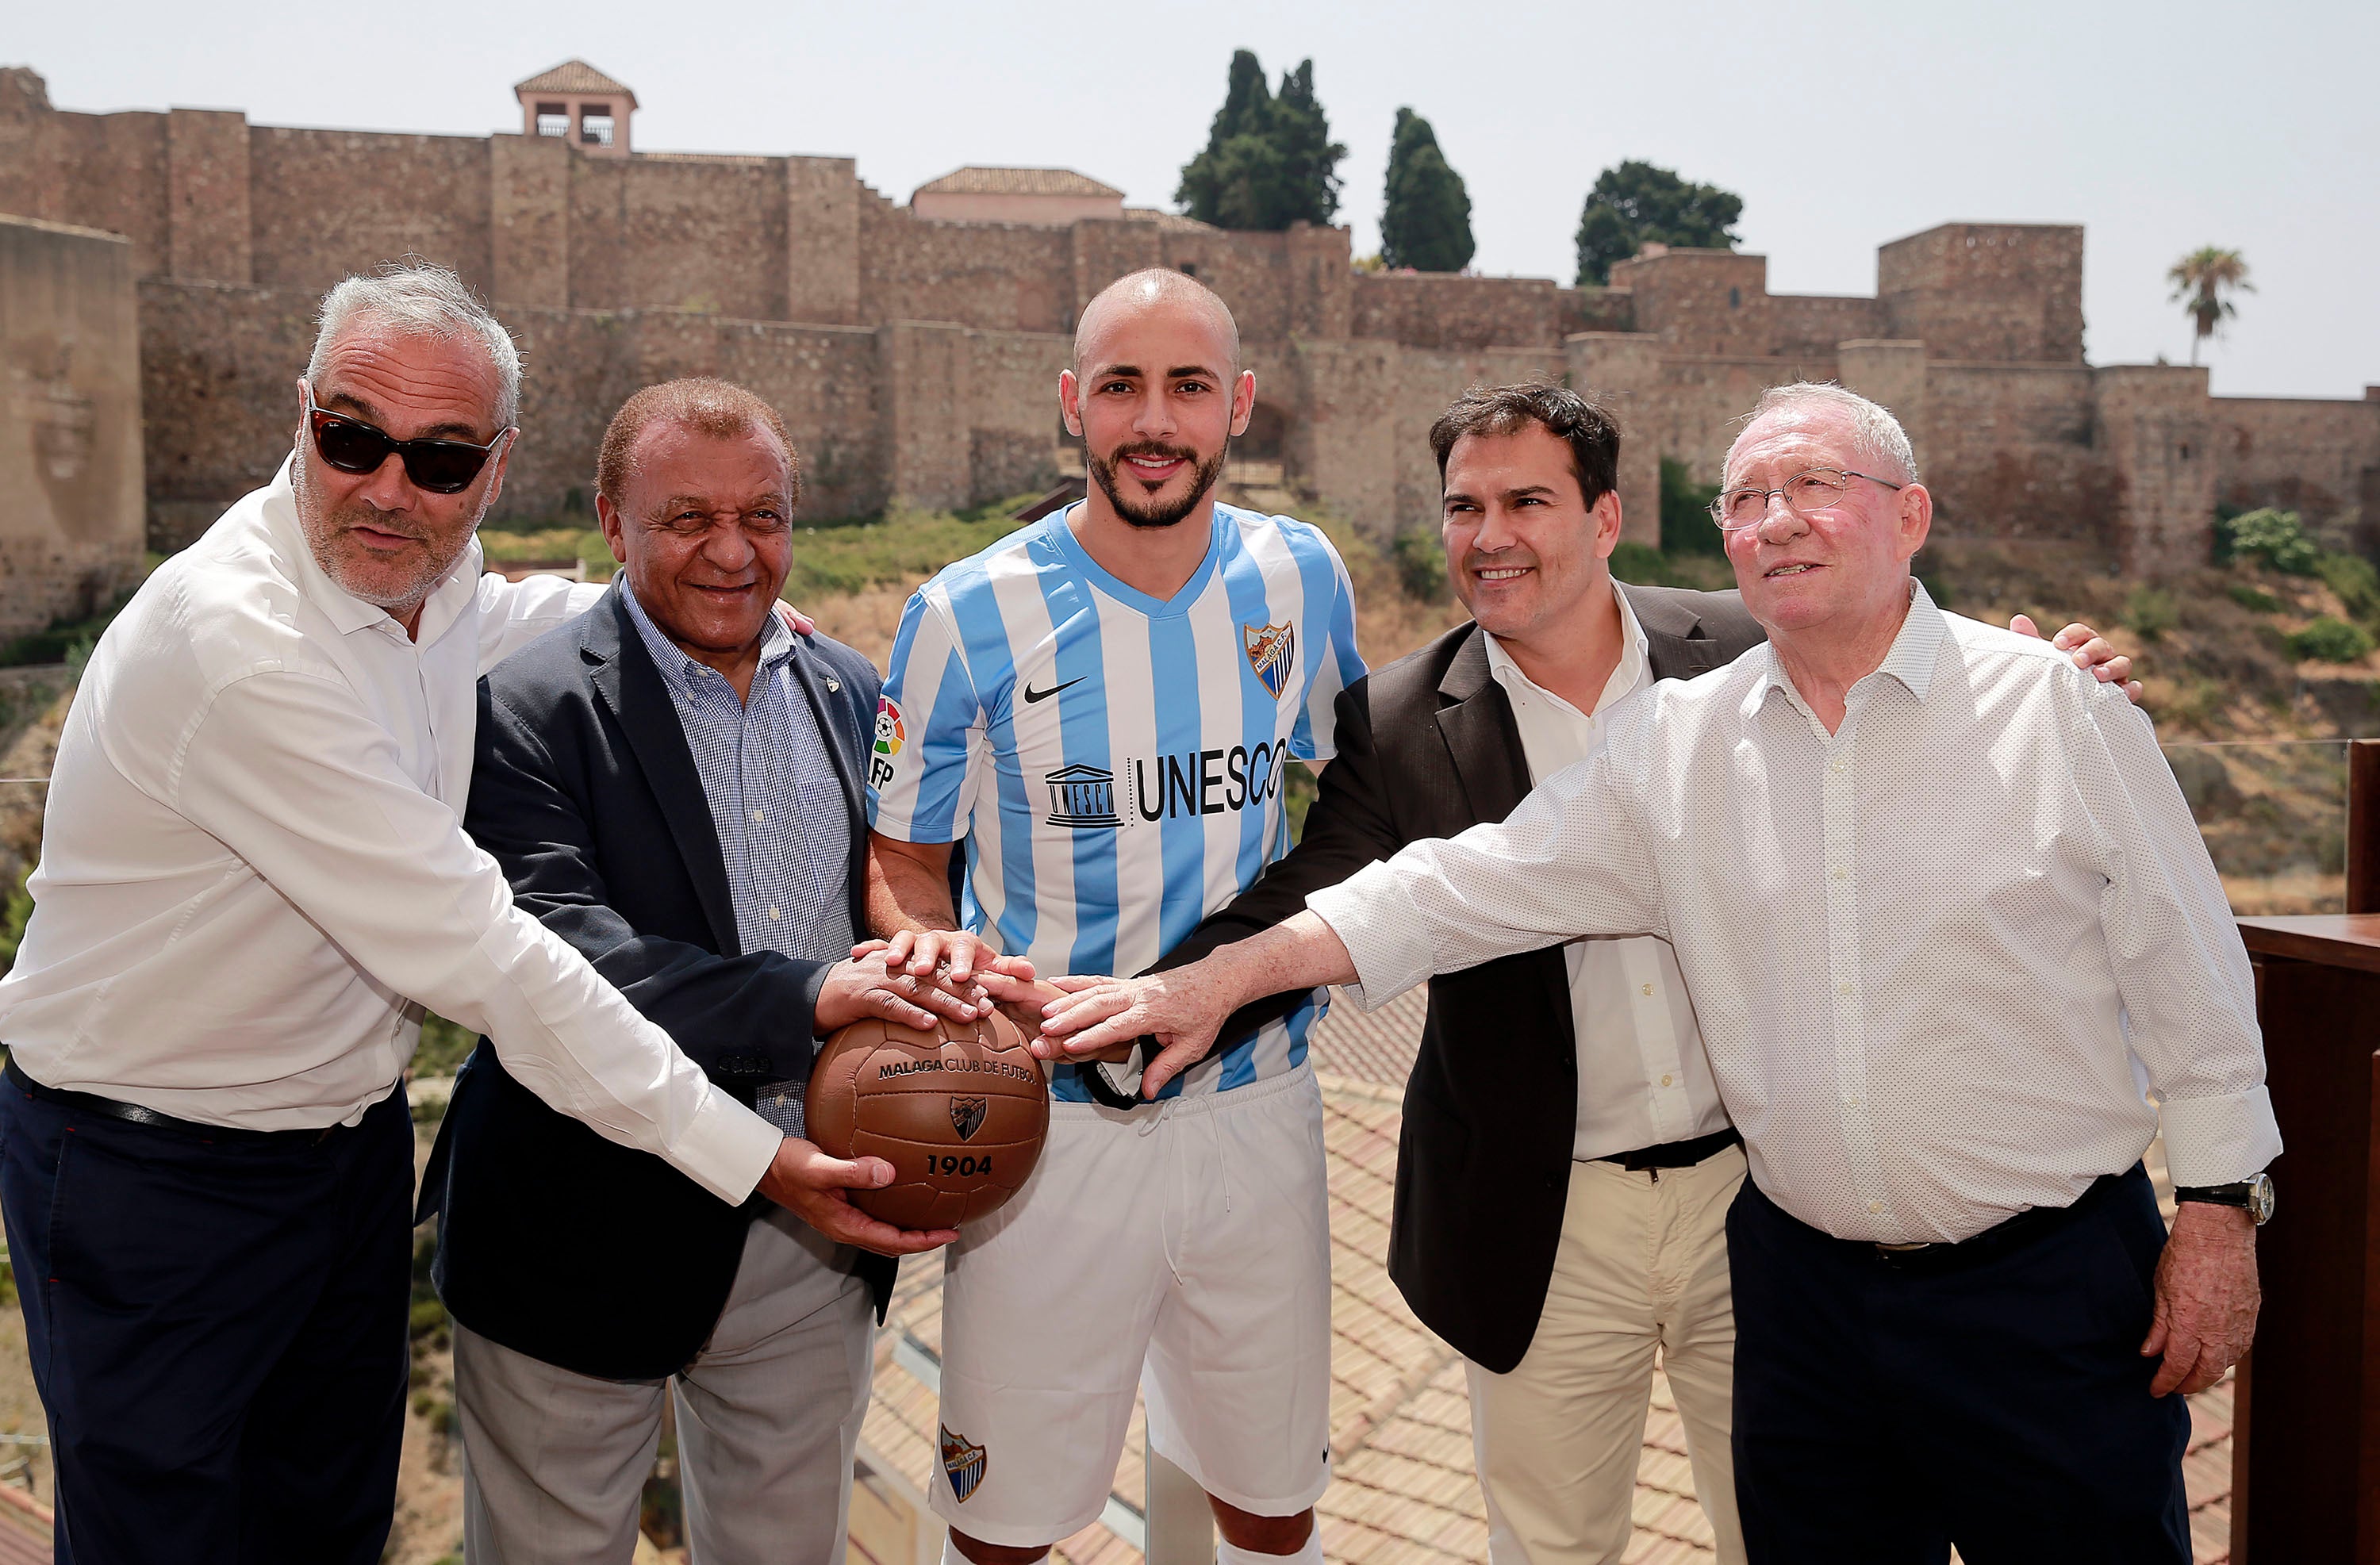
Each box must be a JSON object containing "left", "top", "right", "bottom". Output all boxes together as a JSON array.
[{"left": 0, "top": 263, "right": 957, "bottom": 1565}]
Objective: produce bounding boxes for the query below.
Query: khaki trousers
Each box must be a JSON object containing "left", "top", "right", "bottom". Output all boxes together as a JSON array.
[{"left": 1464, "top": 1144, "right": 1748, "bottom": 1565}]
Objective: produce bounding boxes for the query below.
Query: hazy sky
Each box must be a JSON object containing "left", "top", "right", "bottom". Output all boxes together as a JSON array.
[{"left": 14, "top": 0, "right": 2374, "bottom": 398}]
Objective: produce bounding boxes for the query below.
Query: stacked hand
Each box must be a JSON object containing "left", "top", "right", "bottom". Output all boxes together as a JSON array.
[
  {"left": 816, "top": 932, "right": 1039, "bottom": 1034},
  {"left": 862, "top": 931, "right": 1138, "bottom": 1064},
  {"left": 1031, "top": 969, "right": 1238, "bottom": 1096}
]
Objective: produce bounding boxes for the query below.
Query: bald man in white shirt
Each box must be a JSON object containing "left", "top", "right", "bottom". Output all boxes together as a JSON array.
[
  {"left": 0, "top": 263, "right": 987, "bottom": 1565},
  {"left": 1041, "top": 382, "right": 2276, "bottom": 1565}
]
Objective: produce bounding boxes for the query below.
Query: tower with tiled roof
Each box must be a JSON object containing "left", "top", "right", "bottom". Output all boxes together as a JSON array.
[{"left": 513, "top": 60, "right": 636, "bottom": 157}]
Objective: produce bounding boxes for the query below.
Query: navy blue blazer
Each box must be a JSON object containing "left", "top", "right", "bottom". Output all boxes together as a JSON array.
[{"left": 419, "top": 588, "right": 894, "bottom": 1381}]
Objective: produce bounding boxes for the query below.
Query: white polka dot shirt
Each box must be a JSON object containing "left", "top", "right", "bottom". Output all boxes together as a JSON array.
[{"left": 1311, "top": 583, "right": 2281, "bottom": 1245}]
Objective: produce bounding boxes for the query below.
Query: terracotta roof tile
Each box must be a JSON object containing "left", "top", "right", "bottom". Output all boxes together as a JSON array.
[
  {"left": 913, "top": 167, "right": 1122, "bottom": 200},
  {"left": 512, "top": 60, "right": 637, "bottom": 105}
]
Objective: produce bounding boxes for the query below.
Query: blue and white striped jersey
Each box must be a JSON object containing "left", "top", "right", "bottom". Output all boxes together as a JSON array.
[{"left": 867, "top": 501, "right": 1365, "bottom": 1100}]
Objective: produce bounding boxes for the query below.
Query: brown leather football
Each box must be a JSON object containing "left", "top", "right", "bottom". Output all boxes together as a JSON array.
[{"left": 803, "top": 1011, "right": 1050, "bottom": 1230}]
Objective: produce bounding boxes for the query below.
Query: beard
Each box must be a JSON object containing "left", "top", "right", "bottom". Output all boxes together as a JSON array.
[
  {"left": 1086, "top": 439, "right": 1229, "bottom": 530},
  {"left": 293, "top": 458, "right": 477, "bottom": 611}
]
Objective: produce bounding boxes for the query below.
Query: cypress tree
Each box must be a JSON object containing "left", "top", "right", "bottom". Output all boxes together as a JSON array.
[
  {"left": 1379, "top": 108, "right": 1474, "bottom": 272},
  {"left": 1177, "top": 51, "right": 1273, "bottom": 225},
  {"left": 1177, "top": 53, "right": 1345, "bottom": 231},
  {"left": 1268, "top": 60, "right": 1345, "bottom": 227}
]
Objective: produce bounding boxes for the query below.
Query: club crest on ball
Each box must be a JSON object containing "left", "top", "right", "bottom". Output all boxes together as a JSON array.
[
  {"left": 950, "top": 1096, "right": 987, "bottom": 1141},
  {"left": 940, "top": 1424, "right": 988, "bottom": 1502}
]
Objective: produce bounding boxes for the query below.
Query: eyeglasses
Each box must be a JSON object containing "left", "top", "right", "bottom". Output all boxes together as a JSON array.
[
  {"left": 303, "top": 386, "right": 510, "bottom": 495},
  {"left": 1710, "top": 467, "right": 1903, "bottom": 531}
]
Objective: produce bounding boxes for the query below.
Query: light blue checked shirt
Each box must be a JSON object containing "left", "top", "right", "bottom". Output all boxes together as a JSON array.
[{"left": 620, "top": 581, "right": 854, "bottom": 1134}]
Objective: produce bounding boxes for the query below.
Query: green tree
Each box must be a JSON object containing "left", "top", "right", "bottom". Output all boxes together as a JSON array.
[
  {"left": 1574, "top": 160, "right": 1744, "bottom": 285},
  {"left": 1177, "top": 52, "right": 1345, "bottom": 230},
  {"left": 1379, "top": 109, "right": 1474, "bottom": 272},
  {"left": 2167, "top": 246, "right": 2253, "bottom": 366}
]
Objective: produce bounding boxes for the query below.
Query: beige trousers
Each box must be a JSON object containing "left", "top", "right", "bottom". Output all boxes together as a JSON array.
[{"left": 1464, "top": 1144, "right": 1748, "bottom": 1565}]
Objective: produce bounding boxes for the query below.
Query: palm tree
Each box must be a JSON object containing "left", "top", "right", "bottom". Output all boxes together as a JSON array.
[{"left": 2167, "top": 247, "right": 2254, "bottom": 366}]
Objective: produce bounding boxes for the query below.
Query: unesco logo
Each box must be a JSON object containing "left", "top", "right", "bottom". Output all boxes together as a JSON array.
[{"left": 1044, "top": 764, "right": 1123, "bottom": 830}]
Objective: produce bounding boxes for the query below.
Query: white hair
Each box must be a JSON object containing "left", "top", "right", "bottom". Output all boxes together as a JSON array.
[
  {"left": 1725, "top": 382, "right": 1917, "bottom": 485},
  {"left": 304, "top": 260, "right": 521, "bottom": 429}
]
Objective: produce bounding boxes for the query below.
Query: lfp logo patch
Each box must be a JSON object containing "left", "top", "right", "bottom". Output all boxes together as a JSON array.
[
  {"left": 1243, "top": 621, "right": 1296, "bottom": 700},
  {"left": 869, "top": 696, "right": 905, "bottom": 790},
  {"left": 940, "top": 1424, "right": 988, "bottom": 1502}
]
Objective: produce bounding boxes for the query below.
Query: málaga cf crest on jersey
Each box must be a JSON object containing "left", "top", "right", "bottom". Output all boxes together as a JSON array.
[{"left": 1243, "top": 619, "right": 1295, "bottom": 699}]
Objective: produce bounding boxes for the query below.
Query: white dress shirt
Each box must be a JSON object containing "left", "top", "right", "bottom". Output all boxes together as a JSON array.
[
  {"left": 0, "top": 460, "right": 783, "bottom": 1204},
  {"left": 1314, "top": 583, "right": 2280, "bottom": 1245},
  {"left": 1482, "top": 585, "right": 1730, "bottom": 1160}
]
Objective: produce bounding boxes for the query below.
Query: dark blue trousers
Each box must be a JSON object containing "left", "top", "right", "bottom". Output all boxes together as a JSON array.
[
  {"left": 0, "top": 1074, "right": 413, "bottom": 1565},
  {"left": 1727, "top": 1167, "right": 2190, "bottom": 1565}
]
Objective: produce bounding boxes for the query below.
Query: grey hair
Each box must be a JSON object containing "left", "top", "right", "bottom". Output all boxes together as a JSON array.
[
  {"left": 304, "top": 260, "right": 522, "bottom": 429},
  {"left": 1724, "top": 382, "right": 1917, "bottom": 485}
]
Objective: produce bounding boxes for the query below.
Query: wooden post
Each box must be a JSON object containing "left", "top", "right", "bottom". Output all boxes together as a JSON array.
[
  {"left": 2350, "top": 738, "right": 2378, "bottom": 915},
  {"left": 2232, "top": 741, "right": 2380, "bottom": 1559}
]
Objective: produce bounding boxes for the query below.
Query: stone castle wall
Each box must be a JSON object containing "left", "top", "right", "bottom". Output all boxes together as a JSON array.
[
  {"left": 0, "top": 215, "right": 147, "bottom": 638},
  {"left": 2, "top": 65, "right": 2374, "bottom": 584}
]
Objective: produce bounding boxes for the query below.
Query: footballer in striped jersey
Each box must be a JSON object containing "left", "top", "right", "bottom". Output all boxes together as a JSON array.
[{"left": 866, "top": 270, "right": 1360, "bottom": 1565}]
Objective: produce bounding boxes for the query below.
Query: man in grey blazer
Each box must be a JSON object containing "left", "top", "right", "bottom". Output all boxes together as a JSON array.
[{"left": 425, "top": 378, "right": 1026, "bottom": 1564}]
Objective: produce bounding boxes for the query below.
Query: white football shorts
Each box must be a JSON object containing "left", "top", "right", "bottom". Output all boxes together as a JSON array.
[{"left": 928, "top": 1064, "right": 1334, "bottom": 1543}]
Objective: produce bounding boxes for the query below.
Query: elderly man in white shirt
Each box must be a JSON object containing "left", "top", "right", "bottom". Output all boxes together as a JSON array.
[
  {"left": 0, "top": 263, "right": 994, "bottom": 1565},
  {"left": 1039, "top": 382, "right": 2277, "bottom": 1565}
]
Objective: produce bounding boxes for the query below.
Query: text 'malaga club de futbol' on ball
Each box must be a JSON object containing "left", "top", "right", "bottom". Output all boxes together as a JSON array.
[{"left": 804, "top": 1011, "right": 1050, "bottom": 1230}]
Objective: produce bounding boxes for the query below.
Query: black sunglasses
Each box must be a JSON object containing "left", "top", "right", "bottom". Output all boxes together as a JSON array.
[{"left": 304, "top": 389, "right": 510, "bottom": 495}]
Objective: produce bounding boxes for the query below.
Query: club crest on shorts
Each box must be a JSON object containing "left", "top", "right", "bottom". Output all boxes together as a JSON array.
[
  {"left": 1243, "top": 620, "right": 1295, "bottom": 700},
  {"left": 940, "top": 1425, "right": 988, "bottom": 1502},
  {"left": 950, "top": 1096, "right": 987, "bottom": 1141}
]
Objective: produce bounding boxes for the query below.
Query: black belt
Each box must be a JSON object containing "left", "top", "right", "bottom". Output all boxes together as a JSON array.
[
  {"left": 3, "top": 1056, "right": 355, "bottom": 1145},
  {"left": 1598, "top": 1126, "right": 1742, "bottom": 1172},
  {"left": 1842, "top": 1165, "right": 2141, "bottom": 1274}
]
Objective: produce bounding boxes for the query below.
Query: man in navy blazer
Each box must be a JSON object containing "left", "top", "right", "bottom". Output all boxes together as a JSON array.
[{"left": 420, "top": 379, "right": 1026, "bottom": 1564}]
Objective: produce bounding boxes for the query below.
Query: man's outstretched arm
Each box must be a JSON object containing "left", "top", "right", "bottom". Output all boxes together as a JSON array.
[
  {"left": 1146, "top": 681, "right": 1401, "bottom": 1045},
  {"left": 1041, "top": 728, "right": 1667, "bottom": 1095}
]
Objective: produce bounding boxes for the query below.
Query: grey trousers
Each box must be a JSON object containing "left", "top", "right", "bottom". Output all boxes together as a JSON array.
[{"left": 455, "top": 1206, "right": 874, "bottom": 1565}]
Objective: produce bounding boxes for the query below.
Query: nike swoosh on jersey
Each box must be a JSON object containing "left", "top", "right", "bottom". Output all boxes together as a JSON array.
[{"left": 1021, "top": 677, "right": 1086, "bottom": 704}]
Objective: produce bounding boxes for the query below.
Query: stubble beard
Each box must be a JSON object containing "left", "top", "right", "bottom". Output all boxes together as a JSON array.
[
  {"left": 293, "top": 458, "right": 481, "bottom": 612},
  {"left": 1087, "top": 439, "right": 1229, "bottom": 531}
]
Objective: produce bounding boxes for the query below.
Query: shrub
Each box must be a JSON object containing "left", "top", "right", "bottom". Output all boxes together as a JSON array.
[
  {"left": 1389, "top": 527, "right": 1449, "bottom": 602},
  {"left": 2227, "top": 583, "right": 2281, "bottom": 613},
  {"left": 2319, "top": 552, "right": 2379, "bottom": 619},
  {"left": 2122, "top": 586, "right": 2178, "bottom": 641},
  {"left": 2221, "top": 508, "right": 2322, "bottom": 575},
  {"left": 2286, "top": 616, "right": 2375, "bottom": 664},
  {"left": 1659, "top": 458, "right": 1726, "bottom": 558}
]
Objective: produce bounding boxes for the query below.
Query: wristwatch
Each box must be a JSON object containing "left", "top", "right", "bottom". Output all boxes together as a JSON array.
[{"left": 2175, "top": 1170, "right": 2275, "bottom": 1226}]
